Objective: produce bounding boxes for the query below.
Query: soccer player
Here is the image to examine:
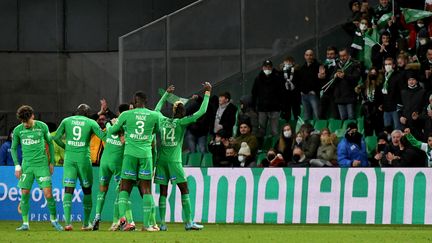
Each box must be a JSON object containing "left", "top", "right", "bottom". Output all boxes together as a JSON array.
[
  {"left": 53, "top": 104, "right": 106, "bottom": 231},
  {"left": 91, "top": 103, "right": 136, "bottom": 231},
  {"left": 107, "top": 91, "right": 161, "bottom": 231},
  {"left": 11, "top": 105, "right": 63, "bottom": 231},
  {"left": 154, "top": 82, "right": 211, "bottom": 231}
]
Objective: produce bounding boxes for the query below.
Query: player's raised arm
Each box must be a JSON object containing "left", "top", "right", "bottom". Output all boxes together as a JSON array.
[
  {"left": 43, "top": 123, "right": 55, "bottom": 165},
  {"left": 179, "top": 82, "right": 211, "bottom": 125},
  {"left": 107, "top": 112, "right": 125, "bottom": 135},
  {"left": 53, "top": 119, "right": 66, "bottom": 149},
  {"left": 155, "top": 85, "right": 175, "bottom": 112}
]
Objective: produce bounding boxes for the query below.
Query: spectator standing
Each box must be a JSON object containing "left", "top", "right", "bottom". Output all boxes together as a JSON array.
[
  {"left": 212, "top": 92, "right": 237, "bottom": 138},
  {"left": 333, "top": 48, "right": 361, "bottom": 120},
  {"left": 371, "top": 32, "right": 398, "bottom": 70},
  {"left": 297, "top": 50, "right": 321, "bottom": 120},
  {"left": 360, "top": 67, "right": 384, "bottom": 136},
  {"left": 237, "top": 95, "right": 259, "bottom": 137},
  {"left": 185, "top": 94, "right": 212, "bottom": 153},
  {"left": 318, "top": 46, "right": 339, "bottom": 119},
  {"left": 279, "top": 56, "right": 301, "bottom": 122},
  {"left": 251, "top": 60, "right": 285, "bottom": 138}
]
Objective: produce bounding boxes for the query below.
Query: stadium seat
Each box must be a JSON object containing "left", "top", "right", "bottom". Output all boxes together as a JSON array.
[
  {"left": 365, "top": 136, "right": 377, "bottom": 157},
  {"left": 314, "top": 120, "right": 328, "bottom": 131},
  {"left": 357, "top": 117, "right": 365, "bottom": 134},
  {"left": 328, "top": 119, "right": 342, "bottom": 133},
  {"left": 201, "top": 153, "right": 213, "bottom": 167},
  {"left": 187, "top": 152, "right": 203, "bottom": 167},
  {"left": 341, "top": 119, "right": 357, "bottom": 131},
  {"left": 334, "top": 128, "right": 345, "bottom": 138}
]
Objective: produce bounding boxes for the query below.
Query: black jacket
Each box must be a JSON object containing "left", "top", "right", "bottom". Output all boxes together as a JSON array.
[
  {"left": 371, "top": 43, "right": 398, "bottom": 70},
  {"left": 297, "top": 60, "right": 321, "bottom": 95},
  {"left": 251, "top": 69, "right": 285, "bottom": 112},
  {"left": 392, "top": 146, "right": 427, "bottom": 167},
  {"left": 333, "top": 60, "right": 361, "bottom": 104},
  {"left": 380, "top": 71, "right": 403, "bottom": 112},
  {"left": 210, "top": 102, "right": 237, "bottom": 137},
  {"left": 400, "top": 85, "right": 427, "bottom": 121}
]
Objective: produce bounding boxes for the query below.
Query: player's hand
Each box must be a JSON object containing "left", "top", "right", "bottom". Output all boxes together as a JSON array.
[
  {"left": 167, "top": 85, "right": 175, "bottom": 93},
  {"left": 15, "top": 169, "right": 22, "bottom": 180},
  {"left": 111, "top": 118, "right": 118, "bottom": 124},
  {"left": 203, "top": 82, "right": 212, "bottom": 92},
  {"left": 120, "top": 135, "right": 125, "bottom": 144},
  {"left": 49, "top": 163, "right": 54, "bottom": 175}
]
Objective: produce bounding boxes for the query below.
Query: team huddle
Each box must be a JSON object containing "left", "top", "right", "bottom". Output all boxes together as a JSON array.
[{"left": 11, "top": 82, "right": 212, "bottom": 232}]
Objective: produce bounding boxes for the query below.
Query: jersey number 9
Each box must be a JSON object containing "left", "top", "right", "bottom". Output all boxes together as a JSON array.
[{"left": 73, "top": 126, "right": 82, "bottom": 140}]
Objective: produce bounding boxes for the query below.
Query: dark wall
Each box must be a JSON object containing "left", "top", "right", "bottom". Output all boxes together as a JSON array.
[{"left": 0, "top": 0, "right": 196, "bottom": 51}]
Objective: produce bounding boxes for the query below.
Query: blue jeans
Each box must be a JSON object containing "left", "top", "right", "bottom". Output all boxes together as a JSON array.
[
  {"left": 185, "top": 130, "right": 207, "bottom": 153},
  {"left": 383, "top": 111, "right": 401, "bottom": 130},
  {"left": 337, "top": 104, "right": 355, "bottom": 120},
  {"left": 301, "top": 93, "right": 319, "bottom": 120}
]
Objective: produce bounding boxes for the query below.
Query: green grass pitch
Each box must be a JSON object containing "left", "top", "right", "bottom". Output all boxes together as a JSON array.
[{"left": 2, "top": 221, "right": 432, "bottom": 242}]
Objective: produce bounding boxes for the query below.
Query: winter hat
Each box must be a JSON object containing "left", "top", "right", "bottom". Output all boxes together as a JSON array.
[
  {"left": 346, "top": 122, "right": 358, "bottom": 133},
  {"left": 262, "top": 59, "right": 273, "bottom": 67},
  {"left": 238, "top": 142, "right": 251, "bottom": 156},
  {"left": 348, "top": 0, "right": 361, "bottom": 10}
]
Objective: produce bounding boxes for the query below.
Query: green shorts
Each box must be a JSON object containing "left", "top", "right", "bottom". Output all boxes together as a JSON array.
[
  {"left": 154, "top": 160, "right": 186, "bottom": 185},
  {"left": 63, "top": 160, "right": 93, "bottom": 188},
  {"left": 121, "top": 155, "right": 153, "bottom": 181},
  {"left": 99, "top": 160, "right": 122, "bottom": 186},
  {"left": 18, "top": 166, "right": 52, "bottom": 189}
]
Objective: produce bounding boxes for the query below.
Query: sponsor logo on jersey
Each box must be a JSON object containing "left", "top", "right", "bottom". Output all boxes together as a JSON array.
[
  {"left": 162, "top": 141, "right": 178, "bottom": 147},
  {"left": 67, "top": 141, "right": 86, "bottom": 147},
  {"left": 100, "top": 176, "right": 108, "bottom": 182},
  {"left": 106, "top": 137, "right": 123, "bottom": 146},
  {"left": 124, "top": 170, "right": 136, "bottom": 176},
  {"left": 82, "top": 179, "right": 90, "bottom": 187},
  {"left": 170, "top": 176, "right": 177, "bottom": 181},
  {"left": 72, "top": 120, "right": 85, "bottom": 126},
  {"left": 155, "top": 175, "right": 165, "bottom": 180},
  {"left": 38, "top": 176, "right": 51, "bottom": 182},
  {"left": 64, "top": 178, "right": 75, "bottom": 184},
  {"left": 129, "top": 134, "right": 148, "bottom": 140},
  {"left": 139, "top": 170, "right": 151, "bottom": 176},
  {"left": 22, "top": 138, "right": 41, "bottom": 145}
]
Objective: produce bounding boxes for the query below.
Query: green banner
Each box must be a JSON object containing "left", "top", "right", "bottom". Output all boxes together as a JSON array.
[{"left": 95, "top": 168, "right": 432, "bottom": 224}]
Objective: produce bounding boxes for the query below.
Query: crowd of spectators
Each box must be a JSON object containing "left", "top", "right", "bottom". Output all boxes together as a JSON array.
[{"left": 2, "top": 0, "right": 432, "bottom": 168}]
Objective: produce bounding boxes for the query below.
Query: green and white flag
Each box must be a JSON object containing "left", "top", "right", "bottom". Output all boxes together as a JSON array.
[
  {"left": 377, "top": 12, "right": 393, "bottom": 26},
  {"left": 363, "top": 28, "right": 379, "bottom": 69},
  {"left": 402, "top": 8, "right": 432, "bottom": 23},
  {"left": 158, "top": 88, "right": 189, "bottom": 105}
]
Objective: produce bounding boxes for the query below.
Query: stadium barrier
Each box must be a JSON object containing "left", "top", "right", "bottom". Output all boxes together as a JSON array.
[{"left": 0, "top": 167, "right": 431, "bottom": 224}]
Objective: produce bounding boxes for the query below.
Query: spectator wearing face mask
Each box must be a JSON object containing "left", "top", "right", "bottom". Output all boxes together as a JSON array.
[
  {"left": 350, "top": 17, "right": 371, "bottom": 61},
  {"left": 219, "top": 146, "right": 238, "bottom": 167},
  {"left": 251, "top": 60, "right": 285, "bottom": 138},
  {"left": 360, "top": 67, "right": 384, "bottom": 136},
  {"left": 342, "top": 0, "right": 362, "bottom": 38},
  {"left": 237, "top": 142, "right": 254, "bottom": 167},
  {"left": 279, "top": 56, "right": 301, "bottom": 122},
  {"left": 287, "top": 146, "right": 310, "bottom": 167},
  {"left": 371, "top": 132, "right": 389, "bottom": 167},
  {"left": 293, "top": 132, "right": 303, "bottom": 149},
  {"left": 337, "top": 122, "right": 369, "bottom": 167},
  {"left": 259, "top": 148, "right": 286, "bottom": 167},
  {"left": 273, "top": 124, "right": 294, "bottom": 162},
  {"left": 399, "top": 73, "right": 427, "bottom": 139},
  {"left": 378, "top": 57, "right": 403, "bottom": 130},
  {"left": 371, "top": 32, "right": 398, "bottom": 70}
]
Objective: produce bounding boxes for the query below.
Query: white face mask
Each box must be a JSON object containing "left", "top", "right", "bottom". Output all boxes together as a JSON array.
[
  {"left": 263, "top": 69, "right": 272, "bottom": 75},
  {"left": 420, "top": 38, "right": 427, "bottom": 45},
  {"left": 384, "top": 64, "right": 393, "bottom": 73},
  {"left": 283, "top": 63, "right": 292, "bottom": 70},
  {"left": 418, "top": 23, "right": 425, "bottom": 28},
  {"left": 283, "top": 131, "right": 292, "bottom": 138},
  {"left": 359, "top": 23, "right": 367, "bottom": 31},
  {"left": 238, "top": 155, "right": 245, "bottom": 162},
  {"left": 296, "top": 137, "right": 302, "bottom": 144}
]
